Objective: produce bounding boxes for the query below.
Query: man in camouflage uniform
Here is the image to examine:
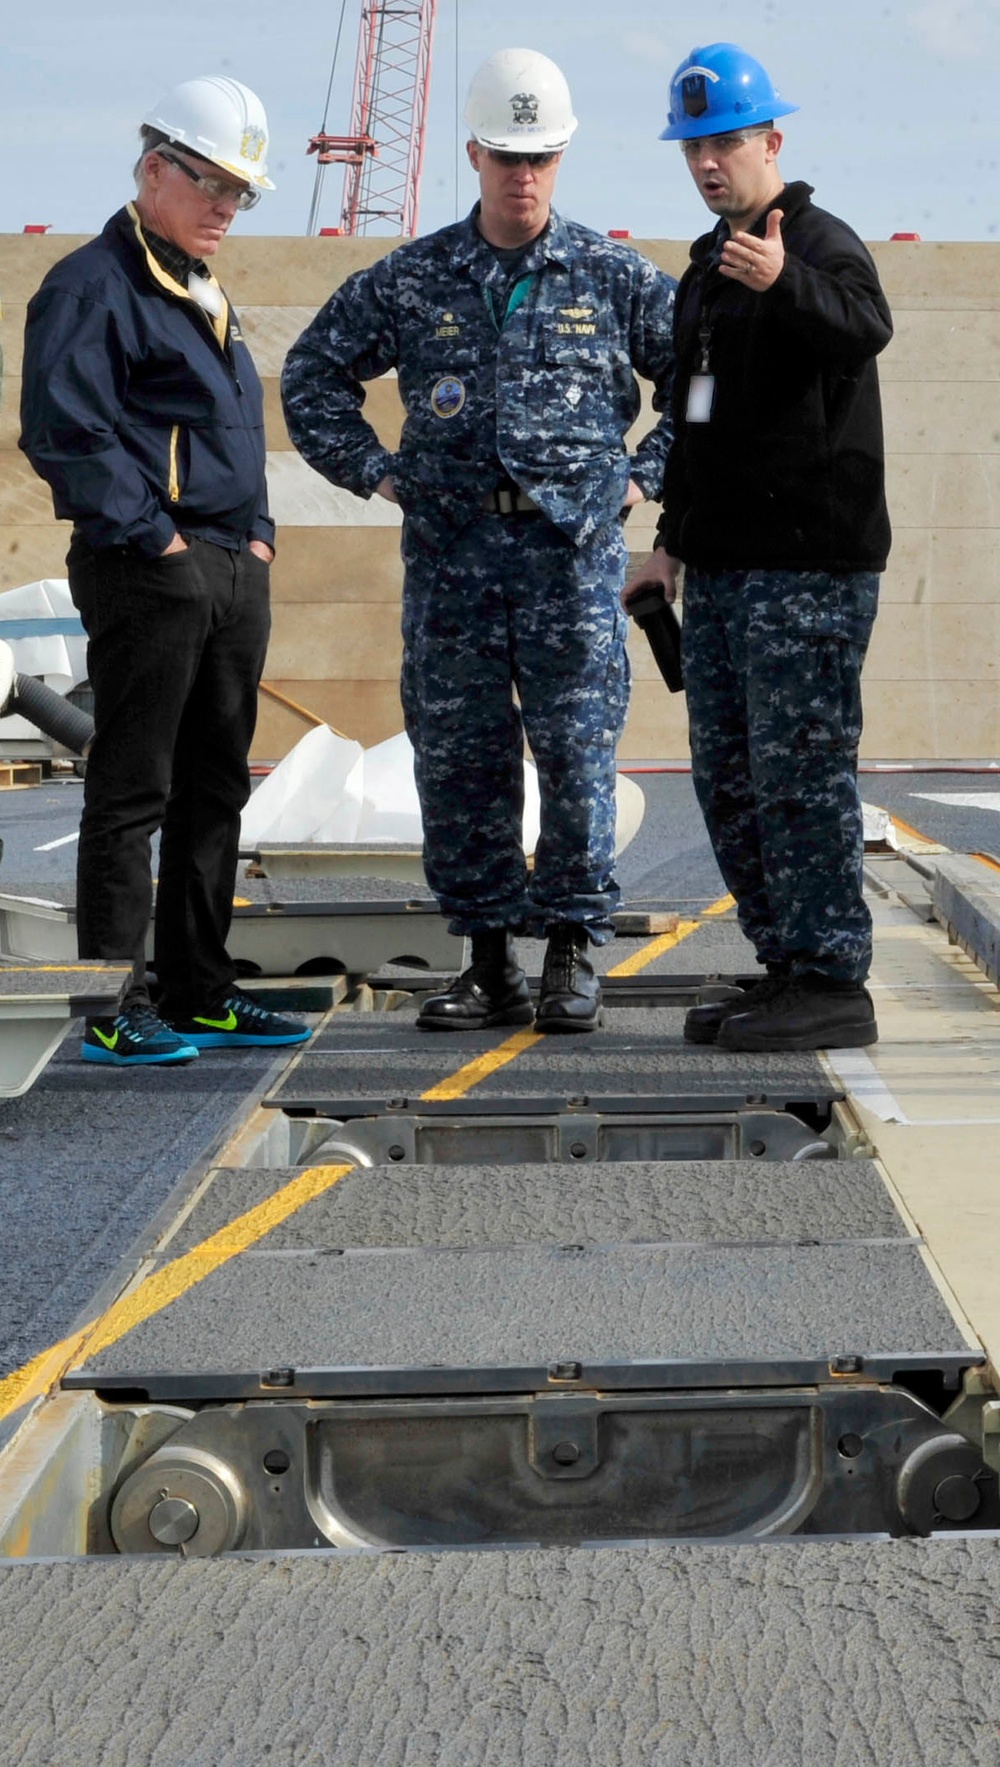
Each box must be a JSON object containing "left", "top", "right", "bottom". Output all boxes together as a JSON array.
[
  {"left": 283, "top": 49, "right": 675, "bottom": 1033},
  {"left": 626, "top": 43, "right": 891, "bottom": 1052}
]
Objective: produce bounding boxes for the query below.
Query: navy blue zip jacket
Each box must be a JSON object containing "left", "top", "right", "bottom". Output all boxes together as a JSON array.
[{"left": 19, "top": 204, "right": 273, "bottom": 558}]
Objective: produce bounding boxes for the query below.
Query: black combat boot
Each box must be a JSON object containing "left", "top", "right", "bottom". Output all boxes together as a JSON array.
[
  {"left": 716, "top": 976, "right": 877, "bottom": 1052},
  {"left": 683, "top": 967, "right": 791, "bottom": 1046},
  {"left": 535, "top": 923, "right": 602, "bottom": 1034},
  {"left": 416, "top": 929, "right": 533, "bottom": 1032}
]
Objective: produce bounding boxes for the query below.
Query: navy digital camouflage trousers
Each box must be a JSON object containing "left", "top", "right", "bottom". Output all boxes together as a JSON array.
[
  {"left": 682, "top": 568, "right": 880, "bottom": 982},
  {"left": 400, "top": 511, "right": 630, "bottom": 944}
]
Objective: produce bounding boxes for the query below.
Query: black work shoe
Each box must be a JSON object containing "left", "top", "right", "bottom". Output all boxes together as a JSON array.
[
  {"left": 82, "top": 1004, "right": 199, "bottom": 1067},
  {"left": 417, "top": 930, "right": 533, "bottom": 1031},
  {"left": 165, "top": 988, "right": 311, "bottom": 1048},
  {"left": 716, "top": 979, "right": 877, "bottom": 1052},
  {"left": 535, "top": 923, "right": 602, "bottom": 1034},
  {"left": 684, "top": 969, "right": 791, "bottom": 1046}
]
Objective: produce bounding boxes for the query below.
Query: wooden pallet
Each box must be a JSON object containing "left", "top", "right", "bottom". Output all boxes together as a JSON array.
[{"left": 0, "top": 763, "right": 42, "bottom": 790}]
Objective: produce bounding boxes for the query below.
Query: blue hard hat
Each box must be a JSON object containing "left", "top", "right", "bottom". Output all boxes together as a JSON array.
[{"left": 660, "top": 42, "right": 798, "bottom": 141}]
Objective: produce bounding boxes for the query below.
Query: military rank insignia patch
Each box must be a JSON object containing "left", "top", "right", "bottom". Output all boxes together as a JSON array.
[{"left": 430, "top": 376, "right": 466, "bottom": 418}]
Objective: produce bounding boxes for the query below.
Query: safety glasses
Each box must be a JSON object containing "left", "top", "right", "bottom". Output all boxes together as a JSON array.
[
  {"left": 680, "top": 128, "right": 772, "bottom": 161},
  {"left": 486, "top": 148, "right": 560, "bottom": 168},
  {"left": 157, "top": 147, "right": 260, "bottom": 211}
]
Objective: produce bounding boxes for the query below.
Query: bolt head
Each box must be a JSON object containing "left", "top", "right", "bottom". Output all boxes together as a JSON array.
[{"left": 148, "top": 1496, "right": 200, "bottom": 1546}]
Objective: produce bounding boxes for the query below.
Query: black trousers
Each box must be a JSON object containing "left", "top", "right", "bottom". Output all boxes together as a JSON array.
[{"left": 67, "top": 535, "right": 271, "bottom": 1016}]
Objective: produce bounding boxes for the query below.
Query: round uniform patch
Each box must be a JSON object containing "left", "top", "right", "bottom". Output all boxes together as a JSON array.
[{"left": 430, "top": 376, "right": 466, "bottom": 419}]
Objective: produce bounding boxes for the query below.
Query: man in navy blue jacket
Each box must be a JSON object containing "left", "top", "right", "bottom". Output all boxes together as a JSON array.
[{"left": 20, "top": 75, "right": 309, "bottom": 1065}]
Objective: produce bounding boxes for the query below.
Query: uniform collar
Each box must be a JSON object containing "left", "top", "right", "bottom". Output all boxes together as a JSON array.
[
  {"left": 141, "top": 225, "right": 207, "bottom": 286},
  {"left": 449, "top": 204, "right": 575, "bottom": 282},
  {"left": 117, "top": 203, "right": 230, "bottom": 349},
  {"left": 690, "top": 180, "right": 814, "bottom": 267}
]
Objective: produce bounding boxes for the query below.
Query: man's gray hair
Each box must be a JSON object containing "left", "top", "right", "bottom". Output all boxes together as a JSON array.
[{"left": 133, "top": 126, "right": 171, "bottom": 185}]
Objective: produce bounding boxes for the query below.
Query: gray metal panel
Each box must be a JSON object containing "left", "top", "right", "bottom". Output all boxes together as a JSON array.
[
  {"left": 630, "top": 918, "right": 757, "bottom": 973},
  {"left": 0, "top": 1038, "right": 288, "bottom": 1419},
  {"left": 0, "top": 962, "right": 128, "bottom": 1012},
  {"left": 267, "top": 1011, "right": 841, "bottom": 1106},
  {"left": 0, "top": 961, "right": 129, "bottom": 1096},
  {"left": 75, "top": 1241, "right": 972, "bottom": 1381},
  {"left": 0, "top": 891, "right": 465, "bottom": 977},
  {"left": 166, "top": 1160, "right": 910, "bottom": 1254},
  {"left": 1, "top": 1540, "right": 999, "bottom": 1766},
  {"left": 931, "top": 856, "right": 1000, "bottom": 986},
  {"left": 501, "top": 923, "right": 758, "bottom": 979}
]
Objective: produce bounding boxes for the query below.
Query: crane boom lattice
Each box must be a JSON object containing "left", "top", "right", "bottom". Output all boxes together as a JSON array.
[{"left": 337, "top": 0, "right": 436, "bottom": 236}]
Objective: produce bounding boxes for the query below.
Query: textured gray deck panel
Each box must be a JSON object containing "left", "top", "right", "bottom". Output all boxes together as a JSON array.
[
  {"left": 76, "top": 1241, "right": 970, "bottom": 1378},
  {"left": 0, "top": 1039, "right": 289, "bottom": 1399},
  {"left": 268, "top": 1010, "right": 841, "bottom": 1103},
  {"left": 384, "top": 919, "right": 758, "bottom": 980},
  {"left": 627, "top": 917, "right": 757, "bottom": 973},
  {"left": 1, "top": 1539, "right": 999, "bottom": 1766},
  {"left": 168, "top": 1159, "right": 909, "bottom": 1253},
  {"left": 0, "top": 877, "right": 438, "bottom": 908},
  {"left": 0, "top": 962, "right": 128, "bottom": 1003}
]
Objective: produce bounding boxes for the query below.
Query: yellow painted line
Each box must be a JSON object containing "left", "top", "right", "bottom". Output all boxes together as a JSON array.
[
  {"left": 0, "top": 892, "right": 739, "bottom": 1422},
  {"left": 422, "top": 895, "right": 736, "bottom": 1093},
  {"left": 890, "top": 812, "right": 939, "bottom": 846},
  {"left": 607, "top": 921, "right": 700, "bottom": 976},
  {"left": 0, "top": 1162, "right": 353, "bottom": 1425},
  {"left": 0, "top": 1328, "right": 97, "bottom": 1428},
  {"left": 421, "top": 1025, "right": 544, "bottom": 1101},
  {"left": 703, "top": 894, "right": 736, "bottom": 917}
]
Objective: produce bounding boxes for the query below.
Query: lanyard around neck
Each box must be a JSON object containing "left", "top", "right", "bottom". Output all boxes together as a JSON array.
[{"left": 484, "top": 272, "right": 535, "bottom": 331}]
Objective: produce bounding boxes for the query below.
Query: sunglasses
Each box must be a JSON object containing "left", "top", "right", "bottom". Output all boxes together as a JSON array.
[
  {"left": 157, "top": 147, "right": 260, "bottom": 211},
  {"left": 486, "top": 149, "right": 560, "bottom": 168}
]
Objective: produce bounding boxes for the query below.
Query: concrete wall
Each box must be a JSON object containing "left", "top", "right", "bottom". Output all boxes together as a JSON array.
[{"left": 1, "top": 232, "right": 997, "bottom": 760}]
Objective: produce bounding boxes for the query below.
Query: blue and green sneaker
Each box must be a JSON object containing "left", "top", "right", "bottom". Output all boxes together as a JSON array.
[
  {"left": 83, "top": 1006, "right": 199, "bottom": 1066},
  {"left": 165, "top": 989, "right": 312, "bottom": 1049}
]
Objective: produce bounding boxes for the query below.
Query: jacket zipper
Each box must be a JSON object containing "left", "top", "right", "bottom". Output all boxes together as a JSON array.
[{"left": 168, "top": 425, "right": 181, "bottom": 503}]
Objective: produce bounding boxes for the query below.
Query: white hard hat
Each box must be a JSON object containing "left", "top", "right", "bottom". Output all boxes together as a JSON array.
[
  {"left": 464, "top": 48, "right": 578, "bottom": 153},
  {"left": 142, "top": 76, "right": 274, "bottom": 191}
]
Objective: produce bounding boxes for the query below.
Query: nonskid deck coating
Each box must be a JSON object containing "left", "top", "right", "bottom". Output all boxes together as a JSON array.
[
  {"left": 165, "top": 1158, "right": 910, "bottom": 1253},
  {"left": 73, "top": 1240, "right": 971, "bottom": 1382},
  {"left": 267, "top": 1009, "right": 842, "bottom": 1105},
  {"left": 0, "top": 961, "right": 128, "bottom": 1004},
  {"left": 0, "top": 1538, "right": 999, "bottom": 1766},
  {"left": 2, "top": 778, "right": 999, "bottom": 1767}
]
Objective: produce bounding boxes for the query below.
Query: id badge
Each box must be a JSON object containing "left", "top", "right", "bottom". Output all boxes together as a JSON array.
[{"left": 686, "top": 373, "right": 715, "bottom": 423}]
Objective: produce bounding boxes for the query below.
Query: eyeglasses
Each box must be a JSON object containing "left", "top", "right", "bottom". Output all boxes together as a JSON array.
[
  {"left": 157, "top": 147, "right": 260, "bottom": 211},
  {"left": 486, "top": 149, "right": 560, "bottom": 168},
  {"left": 680, "top": 128, "right": 771, "bottom": 161}
]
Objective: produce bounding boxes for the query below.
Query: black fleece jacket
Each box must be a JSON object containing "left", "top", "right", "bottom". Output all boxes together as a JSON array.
[{"left": 657, "top": 181, "right": 892, "bottom": 573}]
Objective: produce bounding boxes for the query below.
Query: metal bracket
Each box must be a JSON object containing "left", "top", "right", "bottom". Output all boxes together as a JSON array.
[{"left": 528, "top": 1395, "right": 602, "bottom": 1480}]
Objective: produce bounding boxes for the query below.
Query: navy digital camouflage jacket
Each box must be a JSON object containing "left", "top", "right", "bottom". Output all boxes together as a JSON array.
[{"left": 281, "top": 206, "right": 676, "bottom": 545}]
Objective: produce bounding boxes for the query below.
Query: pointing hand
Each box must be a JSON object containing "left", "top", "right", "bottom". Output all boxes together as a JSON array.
[{"left": 720, "top": 208, "right": 785, "bottom": 291}]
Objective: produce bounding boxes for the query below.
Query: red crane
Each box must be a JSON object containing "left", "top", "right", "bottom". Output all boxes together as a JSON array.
[{"left": 307, "top": 1, "right": 438, "bottom": 237}]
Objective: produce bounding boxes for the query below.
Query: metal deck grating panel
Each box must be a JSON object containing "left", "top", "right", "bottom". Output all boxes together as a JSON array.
[
  {"left": 69, "top": 1240, "right": 974, "bottom": 1393},
  {"left": 166, "top": 1160, "right": 910, "bottom": 1254},
  {"left": 265, "top": 1011, "right": 842, "bottom": 1109}
]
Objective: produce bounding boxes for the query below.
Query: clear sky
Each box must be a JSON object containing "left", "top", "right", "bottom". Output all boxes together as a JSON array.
[{"left": 4, "top": 0, "right": 1000, "bottom": 243}]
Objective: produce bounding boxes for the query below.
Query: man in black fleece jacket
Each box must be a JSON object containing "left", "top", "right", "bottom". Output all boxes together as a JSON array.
[{"left": 625, "top": 42, "right": 892, "bottom": 1053}]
